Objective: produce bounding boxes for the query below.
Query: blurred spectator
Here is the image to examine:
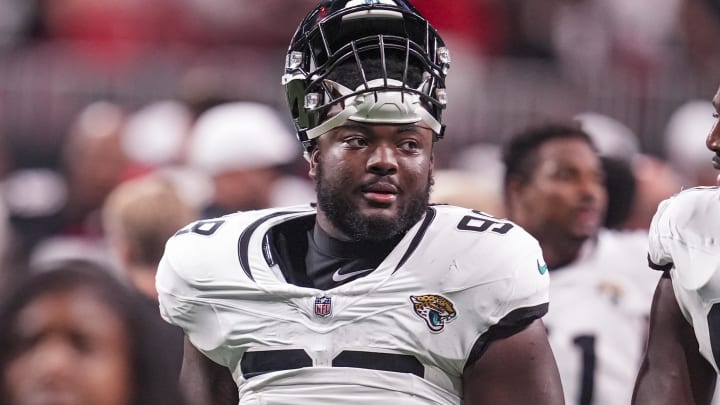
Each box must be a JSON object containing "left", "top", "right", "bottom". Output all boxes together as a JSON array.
[
  {"left": 102, "top": 174, "right": 195, "bottom": 381},
  {"left": 664, "top": 99, "right": 718, "bottom": 187},
  {"left": 102, "top": 175, "right": 196, "bottom": 300},
  {"left": 0, "top": 261, "right": 187, "bottom": 405},
  {"left": 186, "top": 102, "right": 312, "bottom": 218},
  {"left": 24, "top": 101, "right": 130, "bottom": 273},
  {"left": 121, "top": 100, "right": 193, "bottom": 171},
  {"left": 60, "top": 101, "right": 129, "bottom": 237}
]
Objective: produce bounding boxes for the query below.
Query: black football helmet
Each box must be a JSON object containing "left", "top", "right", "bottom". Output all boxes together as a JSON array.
[{"left": 282, "top": 0, "right": 450, "bottom": 152}]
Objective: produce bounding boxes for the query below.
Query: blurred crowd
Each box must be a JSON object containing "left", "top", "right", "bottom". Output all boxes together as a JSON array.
[{"left": 1, "top": 0, "right": 720, "bottom": 403}]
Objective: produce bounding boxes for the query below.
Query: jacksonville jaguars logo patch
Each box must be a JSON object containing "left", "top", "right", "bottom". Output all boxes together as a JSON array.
[{"left": 410, "top": 294, "right": 457, "bottom": 332}]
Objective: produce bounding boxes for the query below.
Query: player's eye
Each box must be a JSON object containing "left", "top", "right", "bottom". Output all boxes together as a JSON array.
[
  {"left": 399, "top": 140, "right": 420, "bottom": 152},
  {"left": 343, "top": 137, "right": 368, "bottom": 148}
]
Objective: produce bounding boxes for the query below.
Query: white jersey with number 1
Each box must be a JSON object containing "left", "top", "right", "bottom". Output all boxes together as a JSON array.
[{"left": 544, "top": 229, "right": 659, "bottom": 405}]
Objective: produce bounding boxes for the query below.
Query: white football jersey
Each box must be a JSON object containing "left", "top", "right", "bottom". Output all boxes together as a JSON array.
[
  {"left": 157, "top": 204, "right": 550, "bottom": 404},
  {"left": 544, "top": 229, "right": 659, "bottom": 405},
  {"left": 648, "top": 186, "right": 720, "bottom": 373}
]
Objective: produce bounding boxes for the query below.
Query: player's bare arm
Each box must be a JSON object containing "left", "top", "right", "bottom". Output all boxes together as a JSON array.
[
  {"left": 463, "top": 319, "right": 564, "bottom": 404},
  {"left": 180, "top": 337, "right": 238, "bottom": 405},
  {"left": 632, "top": 275, "right": 716, "bottom": 405}
]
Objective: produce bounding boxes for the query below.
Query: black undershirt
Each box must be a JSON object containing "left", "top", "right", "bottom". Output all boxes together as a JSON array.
[{"left": 268, "top": 216, "right": 403, "bottom": 290}]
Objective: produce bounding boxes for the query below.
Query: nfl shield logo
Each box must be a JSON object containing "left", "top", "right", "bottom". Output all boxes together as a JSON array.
[{"left": 314, "top": 296, "right": 332, "bottom": 318}]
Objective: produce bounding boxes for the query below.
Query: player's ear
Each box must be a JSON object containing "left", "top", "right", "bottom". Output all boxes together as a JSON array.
[
  {"left": 505, "top": 176, "right": 526, "bottom": 208},
  {"left": 308, "top": 148, "right": 321, "bottom": 179}
]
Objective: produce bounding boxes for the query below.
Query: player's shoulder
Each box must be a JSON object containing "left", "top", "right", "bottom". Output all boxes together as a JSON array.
[
  {"left": 658, "top": 187, "right": 720, "bottom": 221},
  {"left": 429, "top": 204, "right": 540, "bottom": 248},
  {"left": 164, "top": 205, "right": 315, "bottom": 264},
  {"left": 427, "top": 205, "right": 549, "bottom": 311},
  {"left": 655, "top": 186, "right": 720, "bottom": 227},
  {"left": 426, "top": 205, "right": 544, "bottom": 280}
]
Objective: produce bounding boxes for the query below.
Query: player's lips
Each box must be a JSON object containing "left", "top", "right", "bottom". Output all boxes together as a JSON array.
[
  {"left": 575, "top": 206, "right": 601, "bottom": 226},
  {"left": 712, "top": 155, "right": 720, "bottom": 170},
  {"left": 361, "top": 182, "right": 398, "bottom": 204}
]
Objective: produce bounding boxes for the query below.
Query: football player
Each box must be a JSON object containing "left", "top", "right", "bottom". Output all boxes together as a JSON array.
[
  {"left": 632, "top": 87, "right": 720, "bottom": 404},
  {"left": 156, "top": 1, "right": 564, "bottom": 404},
  {"left": 503, "top": 123, "right": 659, "bottom": 405}
]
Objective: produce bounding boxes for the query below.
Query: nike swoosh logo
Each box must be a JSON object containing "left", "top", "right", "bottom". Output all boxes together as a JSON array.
[
  {"left": 332, "top": 268, "right": 374, "bottom": 282},
  {"left": 537, "top": 259, "right": 548, "bottom": 275}
]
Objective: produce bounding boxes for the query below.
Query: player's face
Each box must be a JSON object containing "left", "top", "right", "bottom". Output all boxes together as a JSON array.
[
  {"left": 310, "top": 122, "right": 434, "bottom": 241},
  {"left": 517, "top": 137, "right": 607, "bottom": 241},
  {"left": 4, "top": 288, "right": 133, "bottom": 405},
  {"left": 706, "top": 86, "right": 720, "bottom": 171}
]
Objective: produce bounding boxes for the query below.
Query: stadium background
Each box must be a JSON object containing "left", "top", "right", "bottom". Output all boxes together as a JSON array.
[{"left": 2, "top": 0, "right": 720, "bottom": 168}]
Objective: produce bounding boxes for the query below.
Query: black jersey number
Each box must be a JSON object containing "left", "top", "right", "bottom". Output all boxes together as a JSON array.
[
  {"left": 573, "top": 334, "right": 597, "bottom": 405},
  {"left": 457, "top": 210, "right": 513, "bottom": 235},
  {"left": 175, "top": 219, "right": 225, "bottom": 237},
  {"left": 546, "top": 328, "right": 597, "bottom": 405}
]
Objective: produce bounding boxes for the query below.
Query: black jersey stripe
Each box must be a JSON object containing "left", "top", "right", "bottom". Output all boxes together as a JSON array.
[
  {"left": 240, "top": 349, "right": 313, "bottom": 379},
  {"left": 237, "top": 210, "right": 311, "bottom": 281},
  {"left": 393, "top": 207, "right": 436, "bottom": 273},
  {"left": 647, "top": 253, "right": 673, "bottom": 271},
  {"left": 464, "top": 302, "right": 549, "bottom": 369},
  {"left": 332, "top": 350, "right": 424, "bottom": 377},
  {"left": 240, "top": 349, "right": 424, "bottom": 379}
]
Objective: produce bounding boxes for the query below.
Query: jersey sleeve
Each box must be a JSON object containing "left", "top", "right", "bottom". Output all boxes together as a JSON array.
[
  {"left": 647, "top": 188, "right": 720, "bottom": 290},
  {"left": 462, "top": 228, "right": 549, "bottom": 366},
  {"left": 155, "top": 227, "right": 229, "bottom": 359},
  {"left": 498, "top": 235, "right": 550, "bottom": 327},
  {"left": 647, "top": 197, "right": 674, "bottom": 272}
]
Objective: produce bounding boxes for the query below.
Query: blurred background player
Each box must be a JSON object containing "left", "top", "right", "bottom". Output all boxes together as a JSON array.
[
  {"left": 503, "top": 122, "right": 659, "bottom": 405},
  {"left": 633, "top": 86, "right": 720, "bottom": 404}
]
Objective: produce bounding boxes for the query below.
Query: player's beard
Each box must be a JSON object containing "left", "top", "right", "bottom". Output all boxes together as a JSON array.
[{"left": 314, "top": 160, "right": 432, "bottom": 242}]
